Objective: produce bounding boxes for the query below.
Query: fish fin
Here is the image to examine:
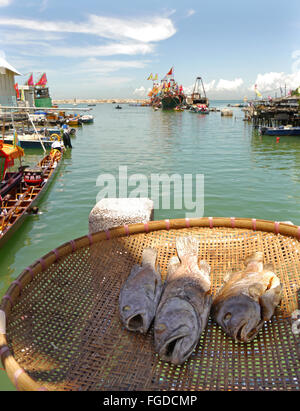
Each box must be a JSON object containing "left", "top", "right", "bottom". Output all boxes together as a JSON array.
[
  {"left": 223, "top": 269, "right": 234, "bottom": 283},
  {"left": 264, "top": 263, "right": 274, "bottom": 272},
  {"left": 167, "top": 256, "right": 180, "bottom": 279},
  {"left": 199, "top": 260, "right": 211, "bottom": 275},
  {"left": 248, "top": 282, "right": 265, "bottom": 299},
  {"left": 142, "top": 247, "right": 157, "bottom": 268},
  {"left": 126, "top": 264, "right": 141, "bottom": 281},
  {"left": 244, "top": 252, "right": 264, "bottom": 266},
  {"left": 259, "top": 284, "right": 282, "bottom": 320},
  {"left": 176, "top": 236, "right": 199, "bottom": 262}
]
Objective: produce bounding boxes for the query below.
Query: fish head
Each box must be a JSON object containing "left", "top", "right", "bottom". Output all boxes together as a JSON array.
[
  {"left": 154, "top": 297, "right": 199, "bottom": 365},
  {"left": 213, "top": 294, "right": 262, "bottom": 342},
  {"left": 119, "top": 290, "right": 155, "bottom": 333}
]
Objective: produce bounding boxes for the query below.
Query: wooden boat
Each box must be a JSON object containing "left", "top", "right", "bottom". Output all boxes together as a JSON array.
[
  {"left": 67, "top": 117, "right": 82, "bottom": 126},
  {"left": 0, "top": 143, "right": 24, "bottom": 197},
  {"left": 0, "top": 147, "right": 63, "bottom": 247}
]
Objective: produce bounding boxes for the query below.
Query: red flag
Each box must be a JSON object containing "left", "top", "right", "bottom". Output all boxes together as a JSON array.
[
  {"left": 14, "top": 83, "right": 20, "bottom": 99},
  {"left": 35, "top": 73, "right": 47, "bottom": 86},
  {"left": 27, "top": 74, "right": 34, "bottom": 86},
  {"left": 167, "top": 67, "right": 173, "bottom": 76}
]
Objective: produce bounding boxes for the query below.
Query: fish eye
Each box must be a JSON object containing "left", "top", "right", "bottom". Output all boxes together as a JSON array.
[{"left": 224, "top": 312, "right": 232, "bottom": 321}]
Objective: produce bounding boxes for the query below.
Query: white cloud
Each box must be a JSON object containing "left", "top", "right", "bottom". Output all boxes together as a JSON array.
[
  {"left": 0, "top": 14, "right": 176, "bottom": 43},
  {"left": 0, "top": 0, "right": 12, "bottom": 7},
  {"left": 44, "top": 42, "right": 155, "bottom": 58},
  {"left": 133, "top": 86, "right": 148, "bottom": 97},
  {"left": 0, "top": 30, "right": 63, "bottom": 46},
  {"left": 186, "top": 9, "right": 196, "bottom": 17},
  {"left": 75, "top": 58, "right": 148, "bottom": 75},
  {"left": 250, "top": 50, "right": 300, "bottom": 94},
  {"left": 183, "top": 78, "right": 244, "bottom": 96},
  {"left": 252, "top": 71, "right": 300, "bottom": 94},
  {"left": 215, "top": 78, "right": 244, "bottom": 91}
]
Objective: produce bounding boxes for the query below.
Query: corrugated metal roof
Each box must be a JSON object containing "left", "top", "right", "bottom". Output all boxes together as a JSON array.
[{"left": 0, "top": 56, "right": 21, "bottom": 75}]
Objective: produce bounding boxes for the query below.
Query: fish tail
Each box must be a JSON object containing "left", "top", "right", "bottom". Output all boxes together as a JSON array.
[
  {"left": 142, "top": 247, "right": 157, "bottom": 268},
  {"left": 176, "top": 236, "right": 199, "bottom": 261},
  {"left": 244, "top": 251, "right": 264, "bottom": 266}
]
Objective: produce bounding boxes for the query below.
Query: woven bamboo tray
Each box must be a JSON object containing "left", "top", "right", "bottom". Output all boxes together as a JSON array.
[{"left": 0, "top": 217, "right": 299, "bottom": 391}]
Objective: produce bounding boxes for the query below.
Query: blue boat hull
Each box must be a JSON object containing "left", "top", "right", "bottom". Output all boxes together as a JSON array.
[
  {"left": 4, "top": 138, "right": 52, "bottom": 149},
  {"left": 261, "top": 127, "right": 300, "bottom": 136}
]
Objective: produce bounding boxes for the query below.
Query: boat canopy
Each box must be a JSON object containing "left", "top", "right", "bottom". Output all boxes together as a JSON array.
[{"left": 0, "top": 142, "right": 24, "bottom": 182}]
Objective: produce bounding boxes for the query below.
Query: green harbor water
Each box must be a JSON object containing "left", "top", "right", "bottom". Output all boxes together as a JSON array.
[{"left": 1, "top": 101, "right": 300, "bottom": 389}]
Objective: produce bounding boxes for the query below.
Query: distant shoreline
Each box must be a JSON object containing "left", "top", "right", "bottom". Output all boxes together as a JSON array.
[{"left": 52, "top": 98, "right": 149, "bottom": 104}]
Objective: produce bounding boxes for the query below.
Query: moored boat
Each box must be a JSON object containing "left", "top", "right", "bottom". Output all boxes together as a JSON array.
[
  {"left": 80, "top": 114, "right": 94, "bottom": 124},
  {"left": 260, "top": 126, "right": 300, "bottom": 136},
  {"left": 0, "top": 146, "right": 64, "bottom": 246},
  {"left": 190, "top": 104, "right": 209, "bottom": 114},
  {"left": 0, "top": 143, "right": 24, "bottom": 198},
  {"left": 161, "top": 94, "right": 181, "bottom": 110},
  {"left": 66, "top": 117, "right": 82, "bottom": 126},
  {"left": 3, "top": 133, "right": 53, "bottom": 149},
  {"left": 186, "top": 77, "right": 209, "bottom": 107},
  {"left": 148, "top": 67, "right": 185, "bottom": 110}
]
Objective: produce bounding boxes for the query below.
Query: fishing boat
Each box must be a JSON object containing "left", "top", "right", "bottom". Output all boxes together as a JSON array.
[
  {"left": 187, "top": 77, "right": 209, "bottom": 107},
  {"left": 0, "top": 145, "right": 64, "bottom": 246},
  {"left": 148, "top": 67, "right": 185, "bottom": 110},
  {"left": 260, "top": 126, "right": 300, "bottom": 136},
  {"left": 161, "top": 94, "right": 182, "bottom": 110},
  {"left": 115, "top": 105, "right": 122, "bottom": 109}
]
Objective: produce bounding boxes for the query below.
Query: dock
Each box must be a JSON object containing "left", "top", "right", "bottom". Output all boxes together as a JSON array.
[{"left": 243, "top": 95, "right": 300, "bottom": 127}]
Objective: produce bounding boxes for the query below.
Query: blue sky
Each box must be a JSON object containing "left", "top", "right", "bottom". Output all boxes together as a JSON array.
[{"left": 0, "top": 0, "right": 299, "bottom": 99}]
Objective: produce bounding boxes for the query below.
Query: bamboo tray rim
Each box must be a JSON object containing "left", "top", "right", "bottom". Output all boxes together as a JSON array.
[{"left": 1, "top": 216, "right": 300, "bottom": 391}]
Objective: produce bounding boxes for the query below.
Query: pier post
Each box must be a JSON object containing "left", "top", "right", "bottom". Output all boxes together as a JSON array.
[{"left": 88, "top": 198, "right": 154, "bottom": 233}]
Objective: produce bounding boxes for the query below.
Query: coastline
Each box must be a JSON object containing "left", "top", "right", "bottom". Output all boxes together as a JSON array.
[{"left": 52, "top": 98, "right": 149, "bottom": 104}]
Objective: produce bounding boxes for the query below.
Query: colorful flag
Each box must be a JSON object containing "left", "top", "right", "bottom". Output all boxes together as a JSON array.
[
  {"left": 13, "top": 130, "right": 20, "bottom": 147},
  {"left": 254, "top": 84, "right": 262, "bottom": 98},
  {"left": 14, "top": 83, "right": 20, "bottom": 99},
  {"left": 20, "top": 88, "right": 25, "bottom": 102},
  {"left": 147, "top": 73, "right": 153, "bottom": 80},
  {"left": 153, "top": 73, "right": 158, "bottom": 81},
  {"left": 35, "top": 73, "right": 47, "bottom": 87},
  {"left": 26, "top": 74, "right": 34, "bottom": 86},
  {"left": 167, "top": 67, "right": 173, "bottom": 76}
]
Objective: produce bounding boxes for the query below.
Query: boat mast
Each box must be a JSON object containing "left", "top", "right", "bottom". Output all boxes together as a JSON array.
[{"left": 200, "top": 77, "right": 207, "bottom": 99}]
